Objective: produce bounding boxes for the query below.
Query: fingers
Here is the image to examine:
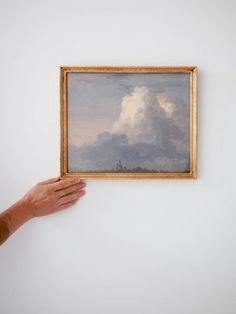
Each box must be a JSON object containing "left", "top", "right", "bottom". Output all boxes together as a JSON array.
[
  {"left": 58, "top": 200, "right": 78, "bottom": 210},
  {"left": 57, "top": 191, "right": 86, "bottom": 210},
  {"left": 39, "top": 176, "right": 60, "bottom": 185},
  {"left": 57, "top": 181, "right": 86, "bottom": 198},
  {"left": 52, "top": 177, "right": 81, "bottom": 191},
  {"left": 59, "top": 189, "right": 86, "bottom": 205}
]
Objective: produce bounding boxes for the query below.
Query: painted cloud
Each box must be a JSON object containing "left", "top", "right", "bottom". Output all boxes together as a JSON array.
[{"left": 68, "top": 86, "right": 190, "bottom": 172}]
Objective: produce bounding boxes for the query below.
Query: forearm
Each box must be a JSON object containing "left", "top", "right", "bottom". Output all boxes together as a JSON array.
[{"left": 0, "top": 198, "right": 32, "bottom": 244}]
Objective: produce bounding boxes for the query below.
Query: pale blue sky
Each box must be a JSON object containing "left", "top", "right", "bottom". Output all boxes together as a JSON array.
[
  {"left": 67, "top": 72, "right": 190, "bottom": 148},
  {"left": 68, "top": 72, "right": 190, "bottom": 120}
]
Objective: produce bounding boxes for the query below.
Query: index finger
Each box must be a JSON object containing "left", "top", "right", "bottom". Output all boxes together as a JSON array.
[{"left": 52, "top": 177, "right": 81, "bottom": 191}]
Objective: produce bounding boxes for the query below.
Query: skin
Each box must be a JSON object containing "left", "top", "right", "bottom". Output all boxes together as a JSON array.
[{"left": 0, "top": 176, "right": 86, "bottom": 236}]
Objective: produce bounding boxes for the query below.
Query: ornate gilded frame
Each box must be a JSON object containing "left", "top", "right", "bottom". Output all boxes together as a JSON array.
[{"left": 60, "top": 66, "right": 197, "bottom": 179}]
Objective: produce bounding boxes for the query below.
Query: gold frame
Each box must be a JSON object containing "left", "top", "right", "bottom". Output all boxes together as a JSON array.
[{"left": 60, "top": 66, "right": 197, "bottom": 179}]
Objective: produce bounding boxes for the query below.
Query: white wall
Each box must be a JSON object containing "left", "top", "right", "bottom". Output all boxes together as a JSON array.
[{"left": 0, "top": 0, "right": 236, "bottom": 313}]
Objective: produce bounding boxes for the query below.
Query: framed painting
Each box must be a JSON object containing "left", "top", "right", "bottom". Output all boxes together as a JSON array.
[{"left": 60, "top": 66, "right": 197, "bottom": 179}]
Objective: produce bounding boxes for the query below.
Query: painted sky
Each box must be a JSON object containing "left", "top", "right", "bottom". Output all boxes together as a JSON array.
[{"left": 68, "top": 73, "right": 190, "bottom": 172}]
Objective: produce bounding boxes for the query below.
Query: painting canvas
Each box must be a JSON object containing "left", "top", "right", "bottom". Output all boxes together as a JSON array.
[{"left": 60, "top": 67, "right": 197, "bottom": 179}]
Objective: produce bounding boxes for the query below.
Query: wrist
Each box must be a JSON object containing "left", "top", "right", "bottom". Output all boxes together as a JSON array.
[
  {"left": 18, "top": 197, "right": 34, "bottom": 220},
  {"left": 1, "top": 197, "right": 33, "bottom": 235}
]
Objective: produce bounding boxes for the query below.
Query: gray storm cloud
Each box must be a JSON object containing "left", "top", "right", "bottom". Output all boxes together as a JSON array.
[{"left": 68, "top": 87, "right": 190, "bottom": 172}]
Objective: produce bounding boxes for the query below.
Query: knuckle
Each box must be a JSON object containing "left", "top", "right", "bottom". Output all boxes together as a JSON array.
[
  {"left": 71, "top": 193, "right": 79, "bottom": 201},
  {"left": 60, "top": 181, "right": 67, "bottom": 188},
  {"left": 62, "top": 196, "right": 70, "bottom": 203},
  {"left": 69, "top": 178, "right": 80, "bottom": 185},
  {"left": 72, "top": 192, "right": 81, "bottom": 200},
  {"left": 66, "top": 195, "right": 75, "bottom": 202},
  {"left": 69, "top": 186, "right": 75, "bottom": 193}
]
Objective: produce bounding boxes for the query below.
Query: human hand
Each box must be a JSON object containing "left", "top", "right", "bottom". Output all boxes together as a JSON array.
[
  {"left": 0, "top": 176, "right": 86, "bottom": 242},
  {"left": 22, "top": 176, "right": 86, "bottom": 218}
]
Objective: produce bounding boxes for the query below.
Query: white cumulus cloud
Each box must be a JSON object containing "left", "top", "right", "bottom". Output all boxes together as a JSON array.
[{"left": 111, "top": 86, "right": 181, "bottom": 145}]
